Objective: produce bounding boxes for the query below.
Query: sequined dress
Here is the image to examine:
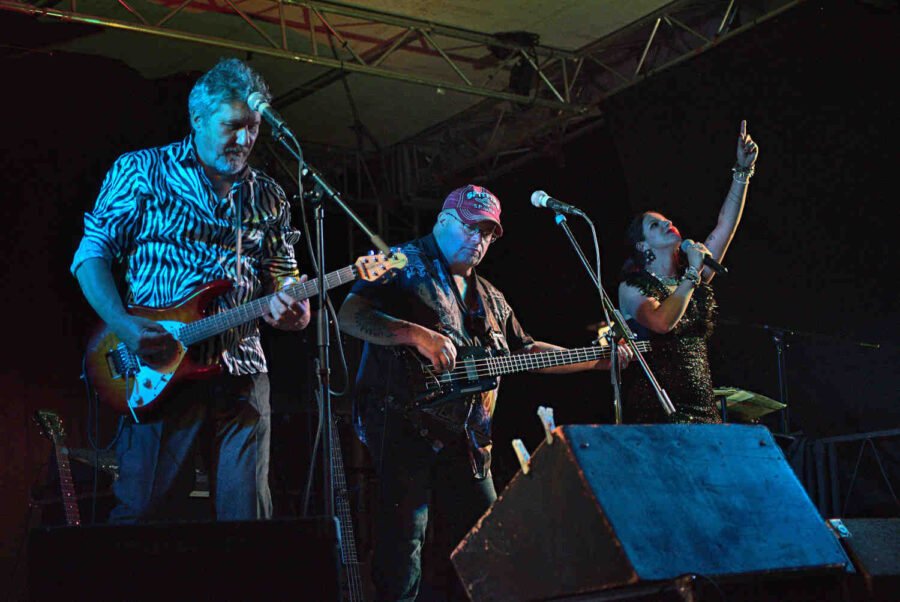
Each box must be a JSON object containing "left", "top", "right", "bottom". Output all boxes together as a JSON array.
[{"left": 622, "top": 270, "right": 720, "bottom": 423}]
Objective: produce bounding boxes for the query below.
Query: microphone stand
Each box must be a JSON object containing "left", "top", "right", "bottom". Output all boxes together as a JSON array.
[
  {"left": 271, "top": 130, "right": 391, "bottom": 520},
  {"left": 716, "top": 317, "right": 880, "bottom": 434},
  {"left": 744, "top": 321, "right": 877, "bottom": 435},
  {"left": 552, "top": 212, "right": 676, "bottom": 421},
  {"left": 766, "top": 326, "right": 791, "bottom": 435}
]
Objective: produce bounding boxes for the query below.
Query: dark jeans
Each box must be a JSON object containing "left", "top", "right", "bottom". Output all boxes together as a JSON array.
[
  {"left": 108, "top": 373, "right": 272, "bottom": 523},
  {"left": 365, "top": 406, "right": 498, "bottom": 602}
]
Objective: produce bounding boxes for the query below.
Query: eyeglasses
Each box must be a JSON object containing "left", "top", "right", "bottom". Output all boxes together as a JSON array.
[{"left": 446, "top": 212, "right": 499, "bottom": 243}]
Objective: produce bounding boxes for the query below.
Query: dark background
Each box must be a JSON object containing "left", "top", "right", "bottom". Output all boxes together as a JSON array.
[{"left": 1, "top": 0, "right": 897, "bottom": 592}]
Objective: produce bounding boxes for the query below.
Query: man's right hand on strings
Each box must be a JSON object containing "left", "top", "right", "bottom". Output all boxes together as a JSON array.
[{"left": 414, "top": 327, "right": 457, "bottom": 372}]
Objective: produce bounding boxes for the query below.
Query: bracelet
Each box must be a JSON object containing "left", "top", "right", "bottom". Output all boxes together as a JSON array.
[
  {"left": 732, "top": 164, "right": 755, "bottom": 184},
  {"left": 681, "top": 266, "right": 701, "bottom": 287}
]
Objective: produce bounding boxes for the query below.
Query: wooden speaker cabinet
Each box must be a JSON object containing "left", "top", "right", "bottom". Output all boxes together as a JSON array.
[{"left": 452, "top": 424, "right": 852, "bottom": 601}]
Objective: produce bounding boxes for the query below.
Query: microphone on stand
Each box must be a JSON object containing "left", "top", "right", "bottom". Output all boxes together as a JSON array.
[
  {"left": 247, "top": 92, "right": 295, "bottom": 139},
  {"left": 530, "top": 190, "right": 586, "bottom": 217},
  {"left": 680, "top": 239, "right": 729, "bottom": 275}
]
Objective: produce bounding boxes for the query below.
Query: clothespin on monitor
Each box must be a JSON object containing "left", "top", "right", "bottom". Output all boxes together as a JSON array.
[
  {"left": 511, "top": 439, "right": 531, "bottom": 474},
  {"left": 537, "top": 406, "right": 555, "bottom": 445}
]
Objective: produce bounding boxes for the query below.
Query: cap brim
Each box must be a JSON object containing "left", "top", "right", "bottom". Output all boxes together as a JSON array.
[{"left": 482, "top": 217, "right": 503, "bottom": 238}]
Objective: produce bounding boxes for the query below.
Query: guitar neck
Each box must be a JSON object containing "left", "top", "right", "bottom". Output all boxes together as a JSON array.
[
  {"left": 330, "top": 422, "right": 365, "bottom": 602},
  {"left": 485, "top": 342, "right": 651, "bottom": 377},
  {"left": 53, "top": 442, "right": 81, "bottom": 527},
  {"left": 179, "top": 265, "right": 357, "bottom": 345}
]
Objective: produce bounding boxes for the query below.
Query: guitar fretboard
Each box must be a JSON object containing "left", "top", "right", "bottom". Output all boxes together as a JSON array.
[
  {"left": 177, "top": 266, "right": 357, "bottom": 345},
  {"left": 53, "top": 442, "right": 81, "bottom": 527},
  {"left": 432, "top": 342, "right": 652, "bottom": 381},
  {"left": 484, "top": 342, "right": 651, "bottom": 376},
  {"left": 330, "top": 421, "right": 365, "bottom": 602}
]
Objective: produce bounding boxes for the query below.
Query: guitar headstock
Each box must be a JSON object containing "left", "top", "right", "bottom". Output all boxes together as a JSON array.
[
  {"left": 354, "top": 250, "right": 408, "bottom": 282},
  {"left": 34, "top": 409, "right": 66, "bottom": 445}
]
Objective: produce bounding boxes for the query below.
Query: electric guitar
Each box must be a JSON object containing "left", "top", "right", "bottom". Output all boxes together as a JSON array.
[
  {"left": 84, "top": 252, "right": 407, "bottom": 419},
  {"left": 33, "top": 410, "right": 81, "bottom": 526}
]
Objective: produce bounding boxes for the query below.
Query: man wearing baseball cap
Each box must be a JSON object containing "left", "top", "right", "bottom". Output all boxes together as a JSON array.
[{"left": 339, "top": 184, "right": 631, "bottom": 601}]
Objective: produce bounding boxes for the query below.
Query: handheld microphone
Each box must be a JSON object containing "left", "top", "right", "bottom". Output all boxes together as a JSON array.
[
  {"left": 247, "top": 92, "right": 295, "bottom": 139},
  {"left": 530, "top": 190, "right": 586, "bottom": 217},
  {"left": 680, "top": 239, "right": 728, "bottom": 275}
]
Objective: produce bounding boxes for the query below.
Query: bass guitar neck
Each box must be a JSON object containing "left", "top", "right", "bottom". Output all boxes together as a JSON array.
[{"left": 330, "top": 418, "right": 366, "bottom": 601}]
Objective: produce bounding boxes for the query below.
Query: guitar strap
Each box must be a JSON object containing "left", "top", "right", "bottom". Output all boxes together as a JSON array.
[
  {"left": 432, "top": 247, "right": 496, "bottom": 349},
  {"left": 231, "top": 181, "right": 243, "bottom": 281},
  {"left": 431, "top": 248, "right": 501, "bottom": 480},
  {"left": 229, "top": 171, "right": 257, "bottom": 282},
  {"left": 474, "top": 278, "right": 507, "bottom": 352}
]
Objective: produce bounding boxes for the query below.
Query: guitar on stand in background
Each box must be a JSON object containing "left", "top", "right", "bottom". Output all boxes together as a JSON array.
[
  {"left": 330, "top": 416, "right": 367, "bottom": 601},
  {"left": 33, "top": 410, "right": 81, "bottom": 527}
]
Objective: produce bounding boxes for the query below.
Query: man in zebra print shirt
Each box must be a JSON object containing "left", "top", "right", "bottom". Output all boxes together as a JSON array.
[{"left": 71, "top": 58, "right": 310, "bottom": 523}]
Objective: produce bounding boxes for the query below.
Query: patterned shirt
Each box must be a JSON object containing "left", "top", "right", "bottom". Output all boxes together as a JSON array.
[
  {"left": 350, "top": 234, "right": 533, "bottom": 443},
  {"left": 71, "top": 135, "right": 300, "bottom": 375}
]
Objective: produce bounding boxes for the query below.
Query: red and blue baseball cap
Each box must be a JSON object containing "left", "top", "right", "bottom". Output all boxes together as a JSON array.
[{"left": 441, "top": 184, "right": 503, "bottom": 238}]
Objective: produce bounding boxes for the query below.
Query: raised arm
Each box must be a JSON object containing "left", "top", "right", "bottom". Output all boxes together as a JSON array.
[
  {"left": 703, "top": 119, "right": 759, "bottom": 282},
  {"left": 339, "top": 292, "right": 458, "bottom": 371}
]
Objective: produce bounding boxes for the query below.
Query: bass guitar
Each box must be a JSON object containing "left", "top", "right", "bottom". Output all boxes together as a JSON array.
[
  {"left": 84, "top": 252, "right": 406, "bottom": 420},
  {"left": 382, "top": 340, "right": 652, "bottom": 448}
]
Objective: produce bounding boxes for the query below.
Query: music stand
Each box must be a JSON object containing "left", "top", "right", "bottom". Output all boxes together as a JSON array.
[{"left": 714, "top": 387, "right": 786, "bottom": 423}]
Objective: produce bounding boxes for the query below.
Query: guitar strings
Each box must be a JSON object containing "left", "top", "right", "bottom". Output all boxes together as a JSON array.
[
  {"left": 420, "top": 342, "right": 652, "bottom": 383},
  {"left": 176, "top": 266, "right": 358, "bottom": 343},
  {"left": 422, "top": 343, "right": 652, "bottom": 376},
  {"left": 421, "top": 342, "right": 652, "bottom": 374}
]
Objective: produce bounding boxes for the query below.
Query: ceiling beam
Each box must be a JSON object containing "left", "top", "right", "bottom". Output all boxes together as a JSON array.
[
  {"left": 0, "top": 0, "right": 587, "bottom": 112},
  {"left": 286, "top": 0, "right": 580, "bottom": 60}
]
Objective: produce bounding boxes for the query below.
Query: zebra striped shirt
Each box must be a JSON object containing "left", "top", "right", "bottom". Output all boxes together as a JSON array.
[{"left": 72, "top": 135, "right": 301, "bottom": 375}]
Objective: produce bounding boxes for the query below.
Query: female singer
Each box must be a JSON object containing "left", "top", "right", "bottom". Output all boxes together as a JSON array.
[{"left": 618, "top": 120, "right": 759, "bottom": 423}]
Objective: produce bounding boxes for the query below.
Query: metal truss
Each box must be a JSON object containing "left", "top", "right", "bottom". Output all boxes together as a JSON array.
[
  {"left": 392, "top": 0, "right": 804, "bottom": 194},
  {"left": 293, "top": 0, "right": 804, "bottom": 255},
  {"left": 0, "top": 0, "right": 583, "bottom": 112},
  {"left": 271, "top": 2, "right": 802, "bottom": 197},
  {"left": 0, "top": 0, "right": 804, "bottom": 255}
]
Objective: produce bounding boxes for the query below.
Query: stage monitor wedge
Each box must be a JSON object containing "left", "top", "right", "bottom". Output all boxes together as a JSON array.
[{"left": 452, "top": 424, "right": 852, "bottom": 601}]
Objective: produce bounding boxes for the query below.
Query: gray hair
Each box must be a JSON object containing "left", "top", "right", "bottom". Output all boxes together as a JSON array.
[{"left": 188, "top": 57, "right": 271, "bottom": 127}]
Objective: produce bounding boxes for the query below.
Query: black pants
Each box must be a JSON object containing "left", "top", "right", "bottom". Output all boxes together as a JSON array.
[{"left": 364, "top": 406, "right": 497, "bottom": 602}]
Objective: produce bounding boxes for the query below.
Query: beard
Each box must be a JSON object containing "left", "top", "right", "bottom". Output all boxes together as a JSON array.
[{"left": 215, "top": 148, "right": 248, "bottom": 175}]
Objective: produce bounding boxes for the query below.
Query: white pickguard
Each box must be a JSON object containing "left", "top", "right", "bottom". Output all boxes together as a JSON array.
[{"left": 125, "top": 321, "right": 187, "bottom": 414}]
